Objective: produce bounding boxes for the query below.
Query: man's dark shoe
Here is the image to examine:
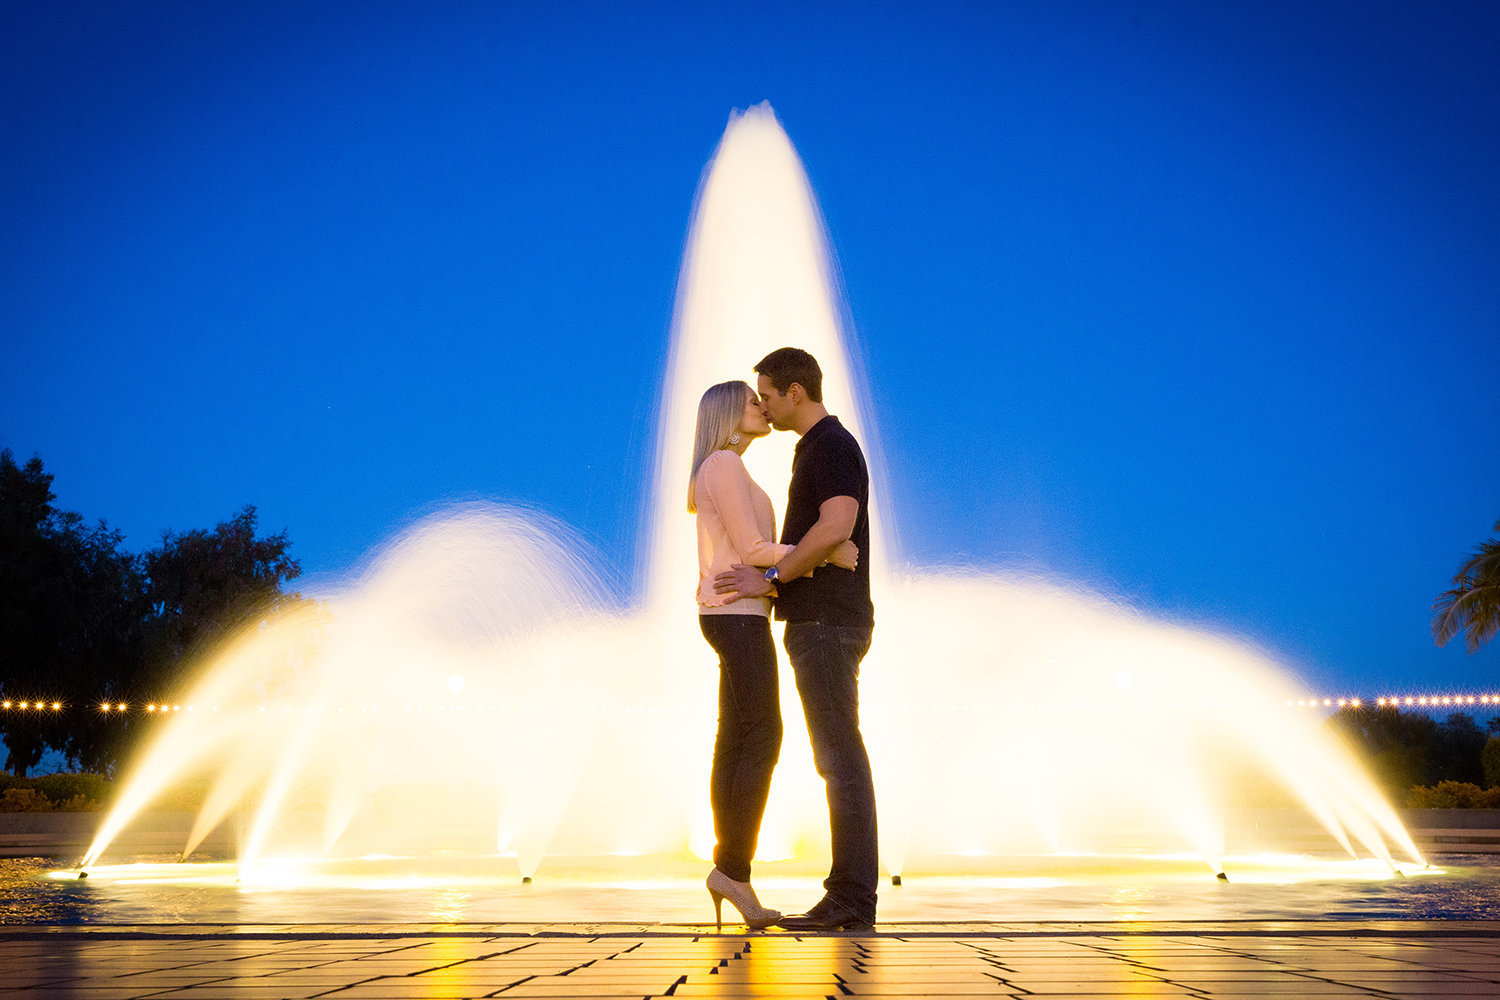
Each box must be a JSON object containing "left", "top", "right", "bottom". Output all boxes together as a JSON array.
[{"left": 776, "top": 897, "right": 874, "bottom": 931}]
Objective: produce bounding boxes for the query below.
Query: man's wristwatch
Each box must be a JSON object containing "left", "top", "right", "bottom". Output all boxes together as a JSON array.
[{"left": 763, "top": 566, "right": 780, "bottom": 586}]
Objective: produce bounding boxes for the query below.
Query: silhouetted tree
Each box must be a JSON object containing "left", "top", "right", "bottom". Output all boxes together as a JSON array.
[
  {"left": 1433, "top": 521, "right": 1500, "bottom": 653},
  {"left": 2, "top": 450, "right": 305, "bottom": 776},
  {"left": 138, "top": 506, "right": 302, "bottom": 696},
  {"left": 0, "top": 450, "right": 143, "bottom": 774},
  {"left": 46, "top": 512, "right": 145, "bottom": 774},
  {"left": 1329, "top": 705, "right": 1491, "bottom": 797},
  {"left": 1482, "top": 738, "right": 1500, "bottom": 789},
  {"left": 1329, "top": 705, "right": 1436, "bottom": 798},
  {"left": 1432, "top": 712, "right": 1488, "bottom": 786}
]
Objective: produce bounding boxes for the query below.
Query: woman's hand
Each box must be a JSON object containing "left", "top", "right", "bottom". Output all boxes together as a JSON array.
[{"left": 828, "top": 540, "right": 859, "bottom": 571}]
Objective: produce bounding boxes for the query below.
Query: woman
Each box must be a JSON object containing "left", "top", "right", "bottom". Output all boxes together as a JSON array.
[{"left": 688, "top": 379, "right": 856, "bottom": 930}]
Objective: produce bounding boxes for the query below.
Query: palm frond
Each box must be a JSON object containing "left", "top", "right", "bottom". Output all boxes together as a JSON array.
[
  {"left": 1433, "top": 580, "right": 1500, "bottom": 653},
  {"left": 1432, "top": 522, "right": 1500, "bottom": 653},
  {"left": 1432, "top": 586, "right": 1465, "bottom": 647},
  {"left": 1454, "top": 532, "right": 1500, "bottom": 588}
]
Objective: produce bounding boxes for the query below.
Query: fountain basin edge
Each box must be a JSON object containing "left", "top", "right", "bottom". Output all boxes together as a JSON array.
[{"left": 4, "top": 810, "right": 1500, "bottom": 860}]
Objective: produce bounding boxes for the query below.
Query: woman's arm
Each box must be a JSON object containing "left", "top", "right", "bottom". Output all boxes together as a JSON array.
[{"left": 698, "top": 453, "right": 793, "bottom": 568}]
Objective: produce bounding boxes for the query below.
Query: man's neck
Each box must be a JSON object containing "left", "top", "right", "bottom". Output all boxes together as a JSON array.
[{"left": 791, "top": 403, "right": 831, "bottom": 436}]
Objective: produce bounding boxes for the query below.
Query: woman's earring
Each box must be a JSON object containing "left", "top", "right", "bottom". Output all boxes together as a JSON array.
[{"left": 729, "top": 432, "right": 742, "bottom": 446}]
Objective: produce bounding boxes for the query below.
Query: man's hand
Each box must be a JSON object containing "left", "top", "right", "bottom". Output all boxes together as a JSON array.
[{"left": 714, "top": 563, "right": 774, "bottom": 600}]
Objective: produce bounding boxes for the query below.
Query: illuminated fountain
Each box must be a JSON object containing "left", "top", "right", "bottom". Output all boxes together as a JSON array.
[{"left": 78, "top": 103, "right": 1422, "bottom": 887}]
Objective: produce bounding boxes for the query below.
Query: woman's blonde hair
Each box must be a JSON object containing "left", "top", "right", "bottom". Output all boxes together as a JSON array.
[{"left": 687, "top": 380, "right": 752, "bottom": 513}]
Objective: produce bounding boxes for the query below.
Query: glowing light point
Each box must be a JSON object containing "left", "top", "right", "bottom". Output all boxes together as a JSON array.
[
  {"left": 1113, "top": 670, "right": 1132, "bottom": 690},
  {"left": 447, "top": 674, "right": 464, "bottom": 695}
]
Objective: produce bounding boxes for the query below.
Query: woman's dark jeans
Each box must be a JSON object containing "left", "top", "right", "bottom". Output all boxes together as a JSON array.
[{"left": 700, "top": 613, "right": 783, "bottom": 883}]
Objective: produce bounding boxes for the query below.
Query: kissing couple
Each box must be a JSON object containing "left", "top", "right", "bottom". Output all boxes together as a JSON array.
[{"left": 688, "top": 346, "right": 878, "bottom": 931}]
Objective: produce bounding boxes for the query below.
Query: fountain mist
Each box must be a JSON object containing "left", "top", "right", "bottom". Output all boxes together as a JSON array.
[{"left": 81, "top": 103, "right": 1421, "bottom": 881}]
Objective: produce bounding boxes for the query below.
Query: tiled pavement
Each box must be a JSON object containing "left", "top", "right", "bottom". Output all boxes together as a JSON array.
[{"left": 2, "top": 923, "right": 1500, "bottom": 998}]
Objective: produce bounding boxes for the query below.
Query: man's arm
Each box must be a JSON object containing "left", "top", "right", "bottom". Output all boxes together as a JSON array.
[{"left": 714, "top": 495, "right": 858, "bottom": 599}]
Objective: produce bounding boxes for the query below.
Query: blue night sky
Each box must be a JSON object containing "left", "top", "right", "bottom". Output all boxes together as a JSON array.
[{"left": 3, "top": 1, "right": 1497, "bottom": 694}]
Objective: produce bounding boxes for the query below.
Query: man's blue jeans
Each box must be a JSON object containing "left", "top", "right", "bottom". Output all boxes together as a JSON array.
[{"left": 783, "top": 621, "right": 878, "bottom": 921}]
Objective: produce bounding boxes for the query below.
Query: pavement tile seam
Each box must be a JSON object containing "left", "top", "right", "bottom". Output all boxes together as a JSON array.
[
  {"left": 8, "top": 929, "right": 1500, "bottom": 1000},
  {"left": 3, "top": 921, "right": 1499, "bottom": 941}
]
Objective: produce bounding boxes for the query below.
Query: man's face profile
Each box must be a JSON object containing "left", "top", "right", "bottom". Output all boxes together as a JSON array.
[{"left": 756, "top": 375, "right": 794, "bottom": 431}]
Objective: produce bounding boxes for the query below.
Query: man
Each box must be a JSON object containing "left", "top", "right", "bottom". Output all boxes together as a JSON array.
[{"left": 714, "top": 346, "right": 878, "bottom": 931}]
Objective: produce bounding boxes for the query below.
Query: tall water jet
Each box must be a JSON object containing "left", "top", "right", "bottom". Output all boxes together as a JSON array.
[
  {"left": 648, "top": 102, "right": 892, "bottom": 619},
  {"left": 644, "top": 102, "right": 901, "bottom": 861},
  {"left": 80, "top": 103, "right": 1423, "bottom": 885},
  {"left": 641, "top": 103, "right": 1420, "bottom": 875}
]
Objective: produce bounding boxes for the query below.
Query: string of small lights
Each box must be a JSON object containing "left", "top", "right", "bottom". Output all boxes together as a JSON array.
[
  {"left": 1292, "top": 695, "right": 1500, "bottom": 709},
  {"left": 3, "top": 694, "right": 1499, "bottom": 716},
  {"left": 0, "top": 701, "right": 695, "bottom": 715}
]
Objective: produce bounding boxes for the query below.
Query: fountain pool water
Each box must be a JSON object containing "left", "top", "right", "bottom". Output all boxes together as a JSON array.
[
  {"left": 17, "top": 854, "right": 1500, "bottom": 926},
  {"left": 72, "top": 103, "right": 1423, "bottom": 894}
]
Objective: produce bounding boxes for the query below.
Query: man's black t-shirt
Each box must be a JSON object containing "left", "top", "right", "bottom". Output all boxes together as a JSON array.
[{"left": 775, "top": 415, "right": 874, "bottom": 626}]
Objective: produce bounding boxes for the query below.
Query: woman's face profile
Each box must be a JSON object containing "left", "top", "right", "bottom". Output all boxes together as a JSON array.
[{"left": 739, "top": 388, "right": 771, "bottom": 439}]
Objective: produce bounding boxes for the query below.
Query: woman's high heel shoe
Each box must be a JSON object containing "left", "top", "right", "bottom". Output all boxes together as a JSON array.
[{"left": 706, "top": 868, "right": 781, "bottom": 930}]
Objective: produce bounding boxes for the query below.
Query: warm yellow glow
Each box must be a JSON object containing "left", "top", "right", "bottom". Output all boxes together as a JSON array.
[{"left": 75, "top": 103, "right": 1425, "bottom": 883}]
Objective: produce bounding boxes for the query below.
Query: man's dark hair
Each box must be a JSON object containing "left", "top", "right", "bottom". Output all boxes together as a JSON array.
[{"left": 755, "top": 347, "right": 824, "bottom": 402}]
